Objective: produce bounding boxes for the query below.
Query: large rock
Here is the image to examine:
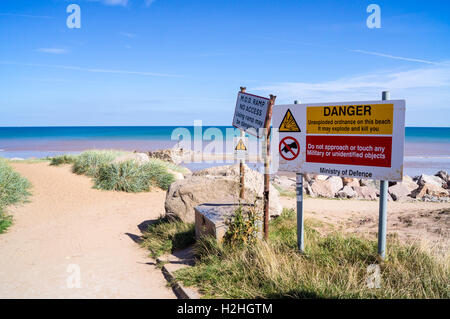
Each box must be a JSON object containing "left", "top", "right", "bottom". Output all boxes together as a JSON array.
[
  {"left": 337, "top": 185, "right": 357, "bottom": 199},
  {"left": 411, "top": 184, "right": 449, "bottom": 199},
  {"left": 326, "top": 176, "right": 344, "bottom": 194},
  {"left": 388, "top": 183, "right": 412, "bottom": 201},
  {"left": 342, "top": 177, "right": 360, "bottom": 188},
  {"left": 435, "top": 171, "right": 449, "bottom": 183},
  {"left": 147, "top": 147, "right": 192, "bottom": 164},
  {"left": 165, "top": 164, "right": 282, "bottom": 223},
  {"left": 416, "top": 174, "right": 445, "bottom": 188},
  {"left": 310, "top": 178, "right": 342, "bottom": 198},
  {"left": 353, "top": 185, "right": 378, "bottom": 200},
  {"left": 360, "top": 179, "right": 381, "bottom": 189},
  {"left": 273, "top": 175, "right": 296, "bottom": 189},
  {"left": 113, "top": 152, "right": 150, "bottom": 165}
]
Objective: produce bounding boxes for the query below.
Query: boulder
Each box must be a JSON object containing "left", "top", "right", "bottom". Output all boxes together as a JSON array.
[
  {"left": 417, "top": 174, "right": 445, "bottom": 188},
  {"left": 147, "top": 147, "right": 192, "bottom": 164},
  {"left": 304, "top": 174, "right": 314, "bottom": 184},
  {"left": 305, "top": 183, "right": 315, "bottom": 197},
  {"left": 314, "top": 175, "right": 328, "bottom": 181},
  {"left": 113, "top": 152, "right": 150, "bottom": 165},
  {"left": 360, "top": 179, "right": 381, "bottom": 189},
  {"left": 411, "top": 184, "right": 449, "bottom": 199},
  {"left": 353, "top": 185, "right": 378, "bottom": 200},
  {"left": 273, "top": 175, "right": 296, "bottom": 189},
  {"left": 164, "top": 164, "right": 282, "bottom": 223},
  {"left": 342, "top": 177, "right": 360, "bottom": 188},
  {"left": 167, "top": 169, "right": 184, "bottom": 181},
  {"left": 310, "top": 179, "right": 340, "bottom": 198},
  {"left": 435, "top": 171, "right": 449, "bottom": 183},
  {"left": 388, "top": 183, "right": 413, "bottom": 201},
  {"left": 337, "top": 185, "right": 357, "bottom": 199},
  {"left": 326, "top": 176, "right": 344, "bottom": 194}
]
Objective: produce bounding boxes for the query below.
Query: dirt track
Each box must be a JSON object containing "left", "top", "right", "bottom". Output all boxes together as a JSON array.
[{"left": 0, "top": 162, "right": 175, "bottom": 298}]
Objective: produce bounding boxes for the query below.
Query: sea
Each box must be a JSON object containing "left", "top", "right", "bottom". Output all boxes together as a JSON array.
[{"left": 0, "top": 126, "right": 449, "bottom": 177}]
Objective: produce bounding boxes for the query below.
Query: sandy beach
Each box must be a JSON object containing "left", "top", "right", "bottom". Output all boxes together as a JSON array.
[
  {"left": 0, "top": 161, "right": 448, "bottom": 298},
  {"left": 0, "top": 162, "right": 174, "bottom": 299}
]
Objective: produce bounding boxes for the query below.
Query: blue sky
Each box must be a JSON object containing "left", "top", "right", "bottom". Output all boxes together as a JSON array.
[{"left": 0, "top": 0, "right": 449, "bottom": 126}]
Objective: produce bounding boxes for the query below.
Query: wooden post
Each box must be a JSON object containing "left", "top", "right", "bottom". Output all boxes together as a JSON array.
[
  {"left": 263, "top": 94, "right": 276, "bottom": 239},
  {"left": 239, "top": 87, "right": 246, "bottom": 200}
]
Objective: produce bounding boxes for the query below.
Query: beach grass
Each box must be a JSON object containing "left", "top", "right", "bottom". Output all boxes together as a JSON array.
[
  {"left": 272, "top": 183, "right": 296, "bottom": 198},
  {"left": 50, "top": 150, "right": 181, "bottom": 192},
  {"left": 140, "top": 216, "right": 195, "bottom": 258},
  {"left": 50, "top": 154, "right": 77, "bottom": 166},
  {"left": 0, "top": 158, "right": 31, "bottom": 233},
  {"left": 173, "top": 209, "right": 449, "bottom": 299},
  {"left": 94, "top": 160, "right": 175, "bottom": 192},
  {"left": 72, "top": 150, "right": 127, "bottom": 177}
]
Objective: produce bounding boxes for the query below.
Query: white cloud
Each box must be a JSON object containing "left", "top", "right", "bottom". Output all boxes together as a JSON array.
[
  {"left": 0, "top": 61, "right": 179, "bottom": 77},
  {"left": 351, "top": 50, "right": 450, "bottom": 66},
  {"left": 102, "top": 0, "right": 128, "bottom": 6},
  {"left": 252, "top": 64, "right": 450, "bottom": 110},
  {"left": 37, "top": 48, "right": 68, "bottom": 54},
  {"left": 90, "top": 0, "right": 128, "bottom": 6},
  {"left": 0, "top": 13, "right": 55, "bottom": 19},
  {"left": 119, "top": 32, "right": 137, "bottom": 38}
]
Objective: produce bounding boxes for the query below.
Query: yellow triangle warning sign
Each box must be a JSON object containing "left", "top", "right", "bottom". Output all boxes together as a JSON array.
[
  {"left": 279, "top": 109, "right": 301, "bottom": 132},
  {"left": 235, "top": 139, "right": 247, "bottom": 151}
]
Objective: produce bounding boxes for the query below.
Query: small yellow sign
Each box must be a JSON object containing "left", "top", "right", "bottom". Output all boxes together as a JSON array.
[
  {"left": 307, "top": 103, "right": 394, "bottom": 135},
  {"left": 235, "top": 139, "right": 247, "bottom": 151},
  {"left": 279, "top": 109, "right": 301, "bottom": 132}
]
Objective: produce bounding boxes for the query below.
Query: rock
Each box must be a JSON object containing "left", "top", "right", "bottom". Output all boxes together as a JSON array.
[
  {"left": 147, "top": 147, "right": 192, "bottom": 164},
  {"left": 273, "top": 175, "right": 296, "bottom": 189},
  {"left": 165, "top": 164, "right": 282, "bottom": 223},
  {"left": 305, "top": 183, "right": 315, "bottom": 197},
  {"left": 388, "top": 183, "right": 413, "bottom": 201},
  {"left": 417, "top": 174, "right": 445, "bottom": 188},
  {"left": 411, "top": 184, "right": 449, "bottom": 199},
  {"left": 314, "top": 175, "right": 328, "bottom": 181},
  {"left": 360, "top": 179, "right": 380, "bottom": 189},
  {"left": 10, "top": 157, "right": 24, "bottom": 161},
  {"left": 342, "top": 177, "right": 360, "bottom": 188},
  {"left": 337, "top": 185, "right": 357, "bottom": 199},
  {"left": 326, "top": 176, "right": 344, "bottom": 194},
  {"left": 435, "top": 171, "right": 449, "bottom": 183},
  {"left": 310, "top": 179, "right": 340, "bottom": 198},
  {"left": 353, "top": 185, "right": 378, "bottom": 200},
  {"left": 113, "top": 152, "right": 150, "bottom": 165},
  {"left": 304, "top": 174, "right": 314, "bottom": 184},
  {"left": 167, "top": 169, "right": 184, "bottom": 181}
]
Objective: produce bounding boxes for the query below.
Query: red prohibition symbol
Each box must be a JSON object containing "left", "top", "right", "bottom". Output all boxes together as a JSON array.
[{"left": 279, "top": 136, "right": 300, "bottom": 161}]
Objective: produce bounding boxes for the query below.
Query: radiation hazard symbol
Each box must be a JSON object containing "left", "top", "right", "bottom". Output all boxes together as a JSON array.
[
  {"left": 279, "top": 109, "right": 301, "bottom": 132},
  {"left": 235, "top": 138, "right": 247, "bottom": 151}
]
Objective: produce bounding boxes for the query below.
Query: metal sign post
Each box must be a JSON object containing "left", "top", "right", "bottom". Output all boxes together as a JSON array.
[
  {"left": 294, "top": 100, "right": 305, "bottom": 252},
  {"left": 378, "top": 91, "right": 390, "bottom": 260}
]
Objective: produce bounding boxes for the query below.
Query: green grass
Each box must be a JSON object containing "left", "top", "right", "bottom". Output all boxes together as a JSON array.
[
  {"left": 141, "top": 217, "right": 195, "bottom": 258},
  {"left": 0, "top": 158, "right": 31, "bottom": 233},
  {"left": 272, "top": 183, "right": 296, "bottom": 198},
  {"left": 94, "top": 160, "right": 175, "bottom": 192},
  {"left": 50, "top": 150, "right": 181, "bottom": 192},
  {"left": 174, "top": 209, "right": 449, "bottom": 299},
  {"left": 50, "top": 154, "right": 77, "bottom": 166},
  {"left": 72, "top": 150, "right": 126, "bottom": 177}
]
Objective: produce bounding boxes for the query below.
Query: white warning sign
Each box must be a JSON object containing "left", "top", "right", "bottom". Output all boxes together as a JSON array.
[{"left": 232, "top": 92, "right": 270, "bottom": 138}]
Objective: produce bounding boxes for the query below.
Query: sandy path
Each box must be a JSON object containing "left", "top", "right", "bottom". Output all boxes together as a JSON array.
[{"left": 0, "top": 162, "right": 175, "bottom": 299}]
